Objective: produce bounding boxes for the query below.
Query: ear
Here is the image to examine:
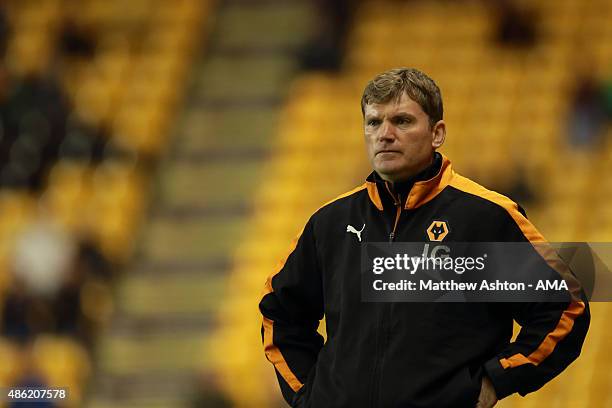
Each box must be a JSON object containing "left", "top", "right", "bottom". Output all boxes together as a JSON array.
[{"left": 431, "top": 120, "right": 446, "bottom": 149}]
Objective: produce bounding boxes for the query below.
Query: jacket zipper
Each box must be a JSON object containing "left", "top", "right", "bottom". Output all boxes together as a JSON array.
[
  {"left": 389, "top": 204, "right": 402, "bottom": 242},
  {"left": 385, "top": 182, "right": 402, "bottom": 242},
  {"left": 371, "top": 183, "right": 402, "bottom": 406},
  {"left": 370, "top": 307, "right": 384, "bottom": 407},
  {"left": 370, "top": 302, "right": 392, "bottom": 407}
]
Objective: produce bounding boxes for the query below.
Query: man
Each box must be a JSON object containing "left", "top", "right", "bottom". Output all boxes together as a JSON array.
[{"left": 259, "top": 68, "right": 590, "bottom": 407}]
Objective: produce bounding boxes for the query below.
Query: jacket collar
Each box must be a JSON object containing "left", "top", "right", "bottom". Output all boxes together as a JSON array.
[{"left": 365, "top": 152, "right": 453, "bottom": 211}]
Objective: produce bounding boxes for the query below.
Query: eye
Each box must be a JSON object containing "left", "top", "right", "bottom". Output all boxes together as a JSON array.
[
  {"left": 396, "top": 117, "right": 411, "bottom": 125},
  {"left": 367, "top": 119, "right": 381, "bottom": 127}
]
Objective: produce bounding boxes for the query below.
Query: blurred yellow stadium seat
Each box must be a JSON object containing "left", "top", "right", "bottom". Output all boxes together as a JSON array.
[
  {"left": 32, "top": 335, "right": 91, "bottom": 406},
  {"left": 0, "top": 338, "right": 23, "bottom": 388}
]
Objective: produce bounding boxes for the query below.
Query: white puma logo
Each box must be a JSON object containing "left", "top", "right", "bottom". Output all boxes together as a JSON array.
[{"left": 346, "top": 224, "right": 365, "bottom": 242}]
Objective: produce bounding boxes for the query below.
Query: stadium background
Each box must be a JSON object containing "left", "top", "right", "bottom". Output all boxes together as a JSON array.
[{"left": 0, "top": 0, "right": 610, "bottom": 407}]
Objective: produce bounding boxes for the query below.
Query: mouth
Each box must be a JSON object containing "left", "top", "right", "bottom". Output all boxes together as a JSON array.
[{"left": 376, "top": 150, "right": 400, "bottom": 156}]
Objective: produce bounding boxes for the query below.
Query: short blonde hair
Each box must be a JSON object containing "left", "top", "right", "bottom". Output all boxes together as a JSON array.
[{"left": 361, "top": 67, "right": 443, "bottom": 127}]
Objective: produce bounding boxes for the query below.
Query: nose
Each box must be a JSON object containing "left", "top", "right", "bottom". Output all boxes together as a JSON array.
[{"left": 377, "top": 120, "right": 395, "bottom": 142}]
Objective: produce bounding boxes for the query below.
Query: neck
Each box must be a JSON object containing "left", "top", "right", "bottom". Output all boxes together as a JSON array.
[
  {"left": 374, "top": 153, "right": 442, "bottom": 201},
  {"left": 381, "top": 154, "right": 436, "bottom": 185}
]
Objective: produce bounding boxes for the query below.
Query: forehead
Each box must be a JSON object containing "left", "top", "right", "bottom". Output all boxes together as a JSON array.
[{"left": 364, "top": 93, "right": 426, "bottom": 118}]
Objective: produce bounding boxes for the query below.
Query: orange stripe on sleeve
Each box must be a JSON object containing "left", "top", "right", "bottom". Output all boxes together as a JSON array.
[
  {"left": 260, "top": 183, "right": 368, "bottom": 391},
  {"left": 449, "top": 172, "right": 587, "bottom": 369},
  {"left": 263, "top": 317, "right": 303, "bottom": 392},
  {"left": 499, "top": 300, "right": 585, "bottom": 369},
  {"left": 260, "top": 231, "right": 303, "bottom": 391}
]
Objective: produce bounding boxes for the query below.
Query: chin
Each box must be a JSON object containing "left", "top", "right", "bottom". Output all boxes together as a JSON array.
[
  {"left": 375, "top": 161, "right": 402, "bottom": 174},
  {"left": 375, "top": 167, "right": 402, "bottom": 181}
]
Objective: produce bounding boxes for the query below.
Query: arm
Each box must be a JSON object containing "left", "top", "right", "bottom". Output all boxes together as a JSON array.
[
  {"left": 259, "top": 218, "right": 324, "bottom": 405},
  {"left": 484, "top": 294, "right": 589, "bottom": 398},
  {"left": 483, "top": 205, "right": 591, "bottom": 399}
]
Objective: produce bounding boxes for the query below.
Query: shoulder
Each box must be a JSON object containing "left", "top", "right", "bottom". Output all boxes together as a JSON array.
[
  {"left": 311, "top": 183, "right": 368, "bottom": 220},
  {"left": 447, "top": 172, "right": 523, "bottom": 216},
  {"left": 446, "top": 171, "right": 543, "bottom": 242}
]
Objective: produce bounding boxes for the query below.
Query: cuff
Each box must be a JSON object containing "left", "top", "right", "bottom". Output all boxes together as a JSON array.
[{"left": 483, "top": 357, "right": 516, "bottom": 399}]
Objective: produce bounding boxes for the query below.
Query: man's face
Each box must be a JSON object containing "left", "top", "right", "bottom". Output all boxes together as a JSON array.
[{"left": 364, "top": 93, "right": 445, "bottom": 182}]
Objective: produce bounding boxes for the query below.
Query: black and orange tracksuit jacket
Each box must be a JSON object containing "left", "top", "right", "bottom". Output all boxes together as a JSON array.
[{"left": 259, "top": 153, "right": 590, "bottom": 408}]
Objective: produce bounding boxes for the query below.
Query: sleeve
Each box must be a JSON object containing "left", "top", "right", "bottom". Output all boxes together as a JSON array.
[
  {"left": 482, "top": 204, "right": 591, "bottom": 399},
  {"left": 258, "top": 217, "right": 324, "bottom": 405}
]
